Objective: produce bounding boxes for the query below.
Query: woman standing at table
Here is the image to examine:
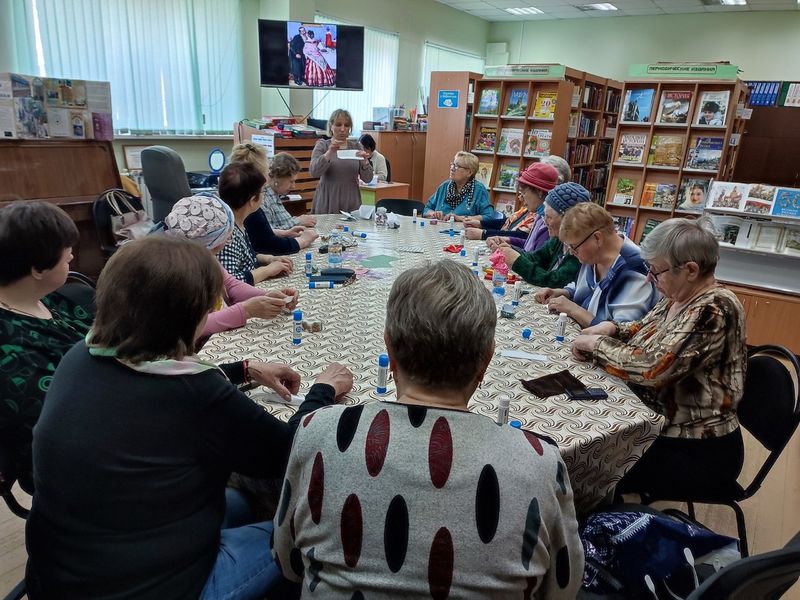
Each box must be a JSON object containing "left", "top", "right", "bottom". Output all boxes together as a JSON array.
[
  {"left": 273, "top": 260, "right": 583, "bottom": 599},
  {"left": 310, "top": 109, "right": 373, "bottom": 214},
  {"left": 572, "top": 217, "right": 746, "bottom": 498},
  {"left": 26, "top": 236, "right": 354, "bottom": 599},
  {"left": 535, "top": 202, "right": 658, "bottom": 327},
  {"left": 424, "top": 151, "right": 494, "bottom": 220}
]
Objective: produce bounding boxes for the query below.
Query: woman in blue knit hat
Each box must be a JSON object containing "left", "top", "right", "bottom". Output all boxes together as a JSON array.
[{"left": 499, "top": 182, "right": 590, "bottom": 288}]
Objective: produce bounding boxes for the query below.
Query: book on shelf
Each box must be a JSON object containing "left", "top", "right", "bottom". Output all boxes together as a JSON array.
[
  {"left": 532, "top": 91, "right": 557, "bottom": 119},
  {"left": 475, "top": 161, "right": 494, "bottom": 188},
  {"left": 603, "top": 114, "right": 618, "bottom": 139},
  {"left": 694, "top": 90, "right": 730, "bottom": 126},
  {"left": 496, "top": 164, "right": 519, "bottom": 189},
  {"left": 685, "top": 137, "right": 724, "bottom": 171},
  {"left": 606, "top": 89, "right": 621, "bottom": 114},
  {"left": 612, "top": 215, "right": 634, "bottom": 238},
  {"left": 570, "top": 87, "right": 581, "bottom": 109},
  {"left": 621, "top": 88, "right": 656, "bottom": 123},
  {"left": 709, "top": 215, "right": 756, "bottom": 248},
  {"left": 639, "top": 217, "right": 663, "bottom": 243},
  {"left": 568, "top": 112, "right": 579, "bottom": 138},
  {"left": 474, "top": 126, "right": 497, "bottom": 151},
  {"left": 505, "top": 88, "right": 528, "bottom": 117},
  {"left": 655, "top": 90, "right": 693, "bottom": 124},
  {"left": 497, "top": 127, "right": 524, "bottom": 155},
  {"left": 653, "top": 183, "right": 678, "bottom": 210},
  {"left": 772, "top": 188, "right": 800, "bottom": 218},
  {"left": 597, "top": 140, "right": 613, "bottom": 162},
  {"left": 583, "top": 85, "right": 604, "bottom": 110},
  {"left": 744, "top": 183, "right": 778, "bottom": 215},
  {"left": 477, "top": 88, "right": 500, "bottom": 115},
  {"left": 616, "top": 133, "right": 647, "bottom": 164},
  {"left": 612, "top": 177, "right": 636, "bottom": 205},
  {"left": 753, "top": 223, "right": 784, "bottom": 252},
  {"left": 647, "top": 134, "right": 685, "bottom": 167},
  {"left": 640, "top": 183, "right": 658, "bottom": 208},
  {"left": 578, "top": 115, "right": 599, "bottom": 137},
  {"left": 524, "top": 128, "right": 552, "bottom": 158},
  {"left": 495, "top": 199, "right": 516, "bottom": 219},
  {"left": 782, "top": 227, "right": 800, "bottom": 255},
  {"left": 677, "top": 178, "right": 710, "bottom": 213},
  {"left": 708, "top": 181, "right": 748, "bottom": 211}
]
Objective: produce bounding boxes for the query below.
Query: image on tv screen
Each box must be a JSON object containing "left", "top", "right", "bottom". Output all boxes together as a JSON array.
[{"left": 259, "top": 19, "right": 364, "bottom": 91}]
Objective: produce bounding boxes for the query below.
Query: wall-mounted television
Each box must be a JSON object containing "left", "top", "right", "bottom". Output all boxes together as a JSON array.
[{"left": 258, "top": 20, "right": 364, "bottom": 91}]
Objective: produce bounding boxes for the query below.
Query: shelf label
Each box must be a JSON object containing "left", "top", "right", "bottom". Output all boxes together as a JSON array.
[
  {"left": 629, "top": 63, "right": 740, "bottom": 79},
  {"left": 437, "top": 90, "right": 459, "bottom": 109},
  {"left": 250, "top": 133, "right": 275, "bottom": 157},
  {"left": 484, "top": 64, "right": 566, "bottom": 79}
]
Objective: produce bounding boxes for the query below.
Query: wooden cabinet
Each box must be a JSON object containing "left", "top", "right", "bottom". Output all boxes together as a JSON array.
[
  {"left": 367, "top": 131, "right": 426, "bottom": 201},
  {"left": 733, "top": 106, "right": 800, "bottom": 188},
  {"left": 726, "top": 284, "right": 800, "bottom": 353}
]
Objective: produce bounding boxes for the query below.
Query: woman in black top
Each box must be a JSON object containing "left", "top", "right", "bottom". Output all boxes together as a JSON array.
[{"left": 26, "top": 236, "right": 353, "bottom": 600}]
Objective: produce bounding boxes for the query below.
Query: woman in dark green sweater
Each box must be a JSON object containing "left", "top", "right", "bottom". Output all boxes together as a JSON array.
[{"left": 496, "top": 182, "right": 591, "bottom": 288}]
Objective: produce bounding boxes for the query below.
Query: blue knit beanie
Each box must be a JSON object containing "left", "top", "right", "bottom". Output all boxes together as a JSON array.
[{"left": 545, "top": 182, "right": 592, "bottom": 215}]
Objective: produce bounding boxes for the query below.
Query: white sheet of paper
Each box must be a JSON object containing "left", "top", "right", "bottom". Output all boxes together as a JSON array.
[
  {"left": 339, "top": 210, "right": 357, "bottom": 221},
  {"left": 358, "top": 205, "right": 375, "bottom": 220},
  {"left": 337, "top": 149, "right": 360, "bottom": 160},
  {"left": 286, "top": 194, "right": 302, "bottom": 201},
  {"left": 250, "top": 391, "right": 305, "bottom": 406},
  {"left": 500, "top": 350, "right": 547, "bottom": 361}
]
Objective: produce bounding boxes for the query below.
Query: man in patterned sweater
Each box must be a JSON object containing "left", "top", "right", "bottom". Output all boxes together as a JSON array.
[{"left": 273, "top": 260, "right": 583, "bottom": 599}]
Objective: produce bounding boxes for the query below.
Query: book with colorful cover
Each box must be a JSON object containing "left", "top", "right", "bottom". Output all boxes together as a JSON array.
[
  {"left": 476, "top": 161, "right": 494, "bottom": 188},
  {"left": 497, "top": 127, "right": 524, "bottom": 155},
  {"left": 474, "top": 126, "right": 497, "bottom": 151},
  {"left": 772, "top": 188, "right": 800, "bottom": 219},
  {"left": 647, "top": 134, "right": 685, "bottom": 167},
  {"left": 656, "top": 90, "right": 692, "bottom": 124},
  {"left": 524, "top": 128, "right": 552, "bottom": 158},
  {"left": 708, "top": 182, "right": 748, "bottom": 211},
  {"left": 621, "top": 88, "right": 655, "bottom": 123},
  {"left": 744, "top": 183, "right": 778, "bottom": 215},
  {"left": 612, "top": 215, "right": 634, "bottom": 238},
  {"left": 477, "top": 88, "right": 500, "bottom": 115},
  {"left": 694, "top": 90, "right": 730, "bottom": 126},
  {"left": 677, "top": 178, "right": 710, "bottom": 213},
  {"left": 532, "top": 92, "right": 557, "bottom": 119},
  {"left": 640, "top": 183, "right": 658, "bottom": 208},
  {"left": 616, "top": 133, "right": 647, "bottom": 164},
  {"left": 496, "top": 164, "right": 519, "bottom": 189},
  {"left": 653, "top": 183, "right": 678, "bottom": 209},
  {"left": 505, "top": 88, "right": 528, "bottom": 117},
  {"left": 495, "top": 199, "right": 516, "bottom": 219},
  {"left": 685, "top": 137, "right": 724, "bottom": 171},
  {"left": 639, "top": 218, "right": 663, "bottom": 243},
  {"left": 782, "top": 227, "right": 800, "bottom": 256},
  {"left": 612, "top": 177, "right": 636, "bottom": 205}
]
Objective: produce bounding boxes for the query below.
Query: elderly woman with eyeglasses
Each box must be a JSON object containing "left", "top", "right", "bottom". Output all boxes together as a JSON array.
[
  {"left": 534, "top": 202, "right": 658, "bottom": 327},
  {"left": 571, "top": 217, "right": 746, "bottom": 499},
  {"left": 424, "top": 151, "right": 494, "bottom": 221}
]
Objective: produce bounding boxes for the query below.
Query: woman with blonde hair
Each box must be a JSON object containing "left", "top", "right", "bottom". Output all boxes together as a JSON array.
[
  {"left": 230, "top": 144, "right": 317, "bottom": 255},
  {"left": 424, "top": 151, "right": 493, "bottom": 220},
  {"left": 535, "top": 202, "right": 658, "bottom": 327},
  {"left": 310, "top": 109, "right": 373, "bottom": 214}
]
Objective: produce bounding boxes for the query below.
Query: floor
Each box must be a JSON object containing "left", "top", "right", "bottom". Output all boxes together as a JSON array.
[{"left": 2, "top": 427, "right": 799, "bottom": 597}]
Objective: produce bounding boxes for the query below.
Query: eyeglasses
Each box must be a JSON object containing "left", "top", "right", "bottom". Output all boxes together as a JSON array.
[
  {"left": 449, "top": 162, "right": 469, "bottom": 171},
  {"left": 567, "top": 229, "right": 600, "bottom": 252},
  {"left": 645, "top": 261, "right": 685, "bottom": 281}
]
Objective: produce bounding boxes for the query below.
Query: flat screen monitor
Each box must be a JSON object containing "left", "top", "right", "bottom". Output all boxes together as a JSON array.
[{"left": 258, "top": 20, "right": 364, "bottom": 91}]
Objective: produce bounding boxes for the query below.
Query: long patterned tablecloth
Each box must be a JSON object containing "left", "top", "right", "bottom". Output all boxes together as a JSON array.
[{"left": 200, "top": 215, "right": 664, "bottom": 512}]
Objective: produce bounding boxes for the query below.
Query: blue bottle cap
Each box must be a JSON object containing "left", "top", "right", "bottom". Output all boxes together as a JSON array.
[
  {"left": 293, "top": 309, "right": 303, "bottom": 321},
  {"left": 460, "top": 249, "right": 467, "bottom": 257},
  {"left": 420, "top": 221, "right": 425, "bottom": 227},
  {"left": 378, "top": 353, "right": 389, "bottom": 367},
  {"left": 343, "top": 226, "right": 350, "bottom": 232},
  {"left": 522, "top": 328, "right": 532, "bottom": 339},
  {"left": 509, "top": 420, "right": 523, "bottom": 429},
  {"left": 305, "top": 251, "right": 312, "bottom": 260}
]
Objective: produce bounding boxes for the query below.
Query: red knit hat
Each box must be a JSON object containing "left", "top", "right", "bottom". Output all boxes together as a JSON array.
[{"left": 517, "top": 162, "right": 559, "bottom": 193}]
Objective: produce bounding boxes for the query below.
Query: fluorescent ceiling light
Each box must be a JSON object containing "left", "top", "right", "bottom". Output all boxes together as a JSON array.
[
  {"left": 719, "top": 0, "right": 747, "bottom": 4},
  {"left": 504, "top": 6, "right": 545, "bottom": 15},
  {"left": 585, "top": 2, "right": 618, "bottom": 9}
]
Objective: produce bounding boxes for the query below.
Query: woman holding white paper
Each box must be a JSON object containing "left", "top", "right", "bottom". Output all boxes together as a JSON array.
[{"left": 310, "top": 109, "right": 373, "bottom": 214}]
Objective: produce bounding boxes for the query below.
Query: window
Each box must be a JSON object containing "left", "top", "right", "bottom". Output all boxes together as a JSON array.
[
  {"left": 421, "top": 43, "right": 484, "bottom": 111},
  {"left": 11, "top": 0, "right": 243, "bottom": 134},
  {"left": 311, "top": 15, "right": 399, "bottom": 133}
]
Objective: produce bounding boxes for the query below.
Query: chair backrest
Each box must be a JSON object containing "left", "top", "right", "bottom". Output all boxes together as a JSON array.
[
  {"left": 737, "top": 345, "right": 800, "bottom": 497},
  {"left": 53, "top": 271, "right": 97, "bottom": 319},
  {"left": 385, "top": 157, "right": 392, "bottom": 183},
  {"left": 92, "top": 189, "right": 145, "bottom": 255},
  {"left": 687, "top": 530, "right": 800, "bottom": 599},
  {"left": 140, "top": 146, "right": 192, "bottom": 222},
  {"left": 375, "top": 198, "right": 425, "bottom": 217}
]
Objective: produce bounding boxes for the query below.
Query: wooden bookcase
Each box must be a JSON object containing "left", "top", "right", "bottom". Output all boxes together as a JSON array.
[
  {"left": 424, "top": 71, "right": 483, "bottom": 201},
  {"left": 365, "top": 130, "right": 427, "bottom": 200},
  {"left": 605, "top": 77, "right": 749, "bottom": 243},
  {"left": 466, "top": 67, "right": 622, "bottom": 213}
]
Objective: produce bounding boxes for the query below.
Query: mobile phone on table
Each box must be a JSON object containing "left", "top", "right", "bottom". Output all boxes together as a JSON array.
[{"left": 565, "top": 387, "right": 608, "bottom": 401}]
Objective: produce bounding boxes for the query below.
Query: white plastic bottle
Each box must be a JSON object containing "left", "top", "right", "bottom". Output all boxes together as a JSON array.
[
  {"left": 412, "top": 208, "right": 418, "bottom": 224},
  {"left": 292, "top": 309, "right": 303, "bottom": 345},
  {"left": 328, "top": 230, "right": 343, "bottom": 265},
  {"left": 496, "top": 395, "right": 510, "bottom": 425},
  {"left": 304, "top": 251, "right": 313, "bottom": 277},
  {"left": 555, "top": 312, "right": 568, "bottom": 343},
  {"left": 512, "top": 281, "right": 522, "bottom": 306},
  {"left": 377, "top": 353, "right": 389, "bottom": 394},
  {"left": 449, "top": 214, "right": 455, "bottom": 236}
]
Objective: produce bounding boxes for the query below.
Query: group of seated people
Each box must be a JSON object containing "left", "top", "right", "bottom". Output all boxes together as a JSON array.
[{"left": 0, "top": 115, "right": 747, "bottom": 598}]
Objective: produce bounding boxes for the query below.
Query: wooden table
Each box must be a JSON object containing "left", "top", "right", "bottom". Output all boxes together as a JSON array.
[
  {"left": 359, "top": 181, "right": 410, "bottom": 206},
  {"left": 199, "top": 215, "right": 664, "bottom": 512}
]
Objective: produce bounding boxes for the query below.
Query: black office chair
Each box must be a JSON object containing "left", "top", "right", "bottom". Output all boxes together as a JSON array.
[
  {"left": 140, "top": 145, "right": 193, "bottom": 222},
  {"left": 375, "top": 198, "right": 425, "bottom": 217},
  {"left": 385, "top": 157, "right": 392, "bottom": 183},
  {"left": 644, "top": 345, "right": 800, "bottom": 557},
  {"left": 687, "top": 529, "right": 800, "bottom": 599},
  {"left": 92, "top": 188, "right": 146, "bottom": 258}
]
